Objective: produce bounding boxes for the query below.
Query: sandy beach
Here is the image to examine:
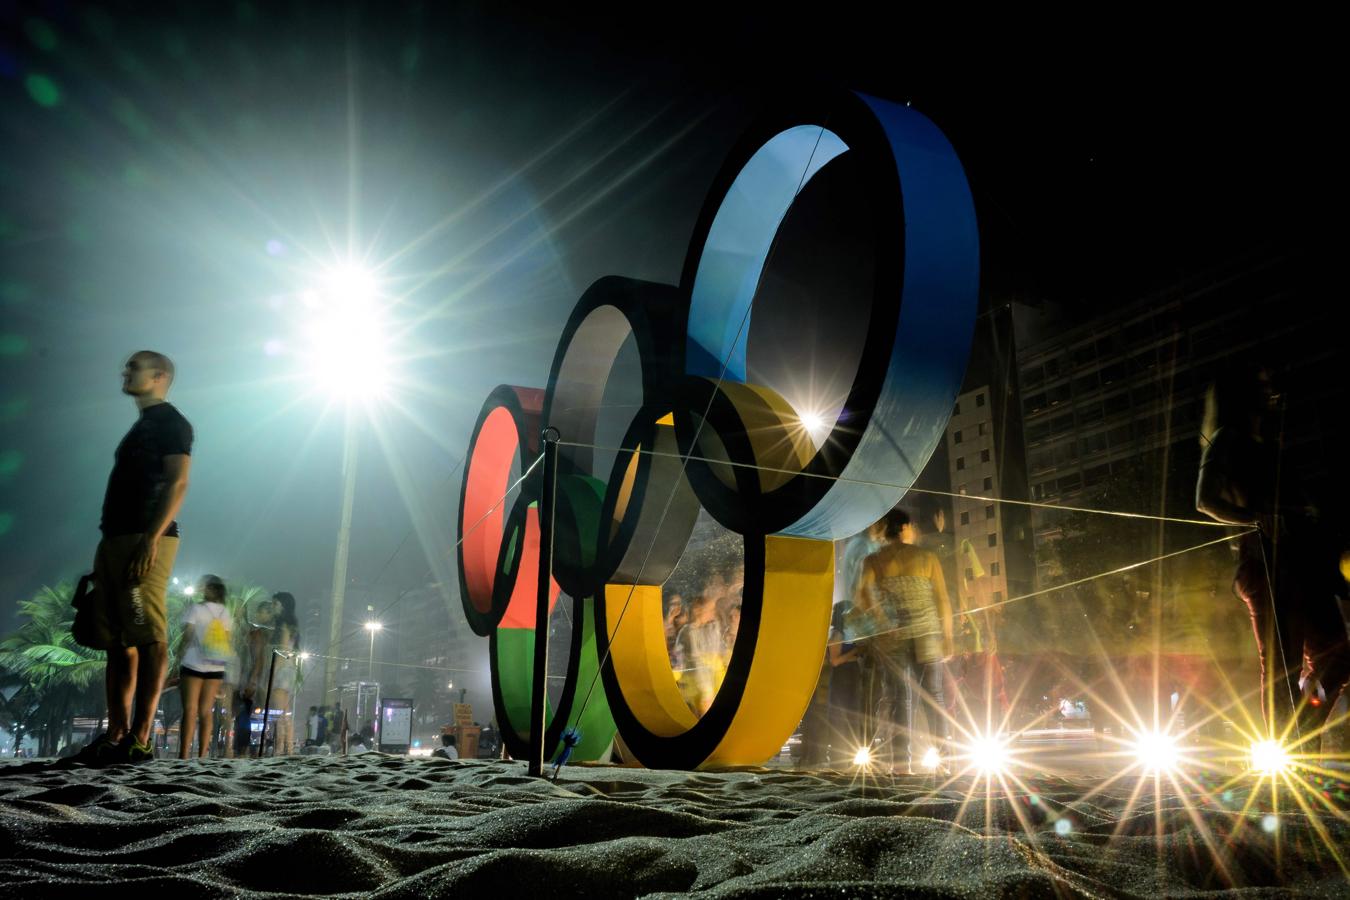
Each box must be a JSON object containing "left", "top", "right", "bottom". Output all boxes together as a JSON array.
[{"left": 1, "top": 755, "right": 1347, "bottom": 897}]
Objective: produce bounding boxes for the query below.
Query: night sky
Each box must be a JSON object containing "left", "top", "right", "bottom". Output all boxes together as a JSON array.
[{"left": 0, "top": 4, "right": 1329, "bottom": 629}]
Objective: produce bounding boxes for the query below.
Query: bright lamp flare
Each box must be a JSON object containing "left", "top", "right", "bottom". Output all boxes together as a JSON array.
[
  {"left": 304, "top": 264, "right": 389, "bottom": 399},
  {"left": 920, "top": 746, "right": 942, "bottom": 772},
  {"left": 183, "top": 585, "right": 195, "bottom": 596},
  {"left": 969, "top": 734, "right": 1011, "bottom": 774},
  {"left": 799, "top": 411, "right": 827, "bottom": 434},
  {"left": 1250, "top": 739, "right": 1291, "bottom": 775},
  {"left": 364, "top": 621, "right": 383, "bottom": 633},
  {"left": 1132, "top": 730, "right": 1180, "bottom": 773},
  {"left": 853, "top": 745, "right": 873, "bottom": 766}
]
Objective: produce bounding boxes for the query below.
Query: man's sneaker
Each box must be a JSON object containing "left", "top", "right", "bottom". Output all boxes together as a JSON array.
[
  {"left": 111, "top": 735, "right": 156, "bottom": 765},
  {"left": 69, "top": 733, "right": 121, "bottom": 767}
]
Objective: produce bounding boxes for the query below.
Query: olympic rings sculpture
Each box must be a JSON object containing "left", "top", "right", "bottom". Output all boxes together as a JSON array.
[{"left": 457, "top": 87, "right": 978, "bottom": 769}]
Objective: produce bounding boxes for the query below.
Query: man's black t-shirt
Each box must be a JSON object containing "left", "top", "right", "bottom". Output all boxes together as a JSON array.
[{"left": 100, "top": 402, "right": 194, "bottom": 537}]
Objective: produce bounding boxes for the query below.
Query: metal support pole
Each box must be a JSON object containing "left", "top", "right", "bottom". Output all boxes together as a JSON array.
[
  {"left": 258, "top": 649, "right": 279, "bottom": 758},
  {"left": 527, "top": 428, "right": 559, "bottom": 777}
]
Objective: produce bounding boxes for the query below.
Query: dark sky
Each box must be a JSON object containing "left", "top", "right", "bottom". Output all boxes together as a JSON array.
[{"left": 0, "top": 3, "right": 1329, "bottom": 628}]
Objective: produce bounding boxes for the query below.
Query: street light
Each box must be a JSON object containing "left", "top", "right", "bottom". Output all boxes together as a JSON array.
[
  {"left": 301, "top": 264, "right": 390, "bottom": 401},
  {"left": 1250, "top": 739, "right": 1292, "bottom": 776},
  {"left": 1132, "top": 729, "right": 1182, "bottom": 774},
  {"left": 364, "top": 620, "right": 383, "bottom": 681},
  {"left": 302, "top": 262, "right": 390, "bottom": 699}
]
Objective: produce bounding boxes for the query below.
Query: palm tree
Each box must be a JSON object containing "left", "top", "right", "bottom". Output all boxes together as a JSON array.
[
  {"left": 0, "top": 673, "right": 42, "bottom": 754},
  {"left": 0, "top": 583, "right": 106, "bottom": 756}
]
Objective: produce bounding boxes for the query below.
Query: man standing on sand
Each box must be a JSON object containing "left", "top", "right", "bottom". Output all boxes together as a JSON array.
[
  {"left": 856, "top": 508, "right": 954, "bottom": 774},
  {"left": 75, "top": 351, "right": 193, "bottom": 766}
]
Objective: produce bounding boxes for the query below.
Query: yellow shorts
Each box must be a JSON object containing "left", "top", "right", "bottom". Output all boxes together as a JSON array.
[{"left": 86, "top": 534, "right": 179, "bottom": 648}]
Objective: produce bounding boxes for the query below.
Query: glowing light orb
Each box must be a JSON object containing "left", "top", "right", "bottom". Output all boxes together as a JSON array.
[
  {"left": 364, "top": 620, "right": 383, "bottom": 633},
  {"left": 920, "top": 746, "right": 942, "bottom": 772},
  {"left": 968, "top": 734, "right": 1011, "bottom": 774},
  {"left": 798, "top": 410, "right": 829, "bottom": 439},
  {"left": 303, "top": 264, "right": 389, "bottom": 400},
  {"left": 298, "top": 652, "right": 311, "bottom": 661},
  {"left": 1261, "top": 814, "right": 1279, "bottom": 833},
  {"left": 183, "top": 585, "right": 195, "bottom": 596},
  {"left": 853, "top": 745, "right": 873, "bottom": 766},
  {"left": 1250, "top": 739, "right": 1291, "bottom": 775},
  {"left": 1132, "top": 730, "right": 1181, "bottom": 773}
]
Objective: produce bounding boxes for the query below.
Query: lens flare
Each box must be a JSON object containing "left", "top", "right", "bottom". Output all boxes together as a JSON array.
[
  {"left": 852, "top": 745, "right": 873, "bottom": 766},
  {"left": 1250, "top": 739, "right": 1291, "bottom": 776},
  {"left": 967, "top": 733, "right": 1011, "bottom": 775},
  {"left": 303, "top": 263, "right": 390, "bottom": 400},
  {"left": 920, "top": 746, "right": 942, "bottom": 772},
  {"left": 1132, "top": 730, "right": 1181, "bottom": 773}
]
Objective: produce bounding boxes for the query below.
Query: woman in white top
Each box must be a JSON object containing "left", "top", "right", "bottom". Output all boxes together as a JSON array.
[{"left": 178, "top": 575, "right": 234, "bottom": 759}]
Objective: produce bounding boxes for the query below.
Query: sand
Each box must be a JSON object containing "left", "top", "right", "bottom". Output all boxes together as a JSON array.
[{"left": 1, "top": 755, "right": 1348, "bottom": 897}]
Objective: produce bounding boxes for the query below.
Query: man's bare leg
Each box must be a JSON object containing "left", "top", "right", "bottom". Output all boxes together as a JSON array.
[
  {"left": 105, "top": 646, "right": 138, "bottom": 743},
  {"left": 131, "top": 641, "right": 168, "bottom": 746}
]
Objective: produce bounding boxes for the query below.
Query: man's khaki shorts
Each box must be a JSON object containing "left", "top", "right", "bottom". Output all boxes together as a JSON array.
[{"left": 89, "top": 534, "right": 179, "bottom": 648}]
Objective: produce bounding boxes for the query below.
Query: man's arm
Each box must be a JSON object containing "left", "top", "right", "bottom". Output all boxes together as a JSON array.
[
  {"left": 1195, "top": 463, "right": 1255, "bottom": 526},
  {"left": 129, "top": 454, "right": 191, "bottom": 580},
  {"left": 1195, "top": 432, "right": 1266, "bottom": 529}
]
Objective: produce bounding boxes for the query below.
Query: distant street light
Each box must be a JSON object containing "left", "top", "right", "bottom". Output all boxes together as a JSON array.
[{"left": 364, "top": 620, "right": 383, "bottom": 681}]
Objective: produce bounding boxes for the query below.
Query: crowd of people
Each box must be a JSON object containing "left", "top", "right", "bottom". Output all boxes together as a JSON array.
[
  {"left": 663, "top": 566, "right": 743, "bottom": 715},
  {"left": 169, "top": 579, "right": 305, "bottom": 759}
]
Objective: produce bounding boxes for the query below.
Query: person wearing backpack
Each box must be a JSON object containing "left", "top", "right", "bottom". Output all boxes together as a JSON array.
[{"left": 177, "top": 575, "right": 234, "bottom": 759}]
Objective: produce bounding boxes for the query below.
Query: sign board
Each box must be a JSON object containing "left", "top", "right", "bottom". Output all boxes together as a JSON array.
[
  {"left": 453, "top": 703, "right": 474, "bottom": 726},
  {"left": 378, "top": 698, "right": 414, "bottom": 751}
]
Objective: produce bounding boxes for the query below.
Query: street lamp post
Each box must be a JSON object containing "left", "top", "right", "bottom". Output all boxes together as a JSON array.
[
  {"left": 364, "top": 620, "right": 382, "bottom": 681},
  {"left": 323, "top": 414, "right": 360, "bottom": 698},
  {"left": 300, "top": 263, "right": 389, "bottom": 699}
]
